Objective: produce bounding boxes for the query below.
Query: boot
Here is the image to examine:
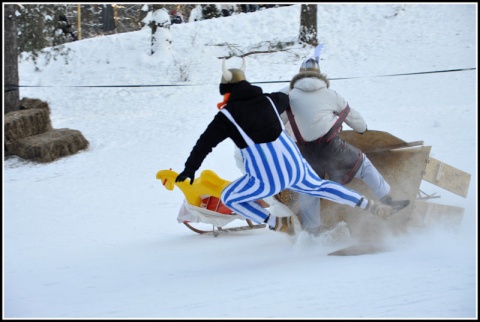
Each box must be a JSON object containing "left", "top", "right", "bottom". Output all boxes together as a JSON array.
[
  {"left": 270, "top": 216, "right": 296, "bottom": 236},
  {"left": 365, "top": 199, "right": 393, "bottom": 219},
  {"left": 380, "top": 195, "right": 410, "bottom": 213}
]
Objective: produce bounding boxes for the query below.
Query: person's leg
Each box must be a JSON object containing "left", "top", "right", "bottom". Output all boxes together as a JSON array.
[
  {"left": 298, "top": 193, "right": 321, "bottom": 231},
  {"left": 221, "top": 175, "right": 296, "bottom": 235},
  {"left": 276, "top": 132, "right": 366, "bottom": 208},
  {"left": 355, "top": 154, "right": 410, "bottom": 211},
  {"left": 354, "top": 154, "right": 390, "bottom": 200},
  {"left": 292, "top": 165, "right": 366, "bottom": 207},
  {"left": 288, "top": 152, "right": 395, "bottom": 219},
  {"left": 221, "top": 174, "right": 270, "bottom": 224},
  {"left": 223, "top": 141, "right": 295, "bottom": 234}
]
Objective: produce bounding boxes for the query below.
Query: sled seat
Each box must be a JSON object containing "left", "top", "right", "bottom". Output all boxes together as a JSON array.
[{"left": 156, "top": 169, "right": 267, "bottom": 235}]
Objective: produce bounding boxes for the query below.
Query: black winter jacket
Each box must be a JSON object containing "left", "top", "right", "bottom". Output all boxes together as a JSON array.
[{"left": 184, "top": 80, "right": 289, "bottom": 172}]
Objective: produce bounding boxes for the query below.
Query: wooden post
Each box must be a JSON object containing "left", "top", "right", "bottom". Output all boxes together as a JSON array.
[{"left": 77, "top": 4, "right": 81, "bottom": 40}]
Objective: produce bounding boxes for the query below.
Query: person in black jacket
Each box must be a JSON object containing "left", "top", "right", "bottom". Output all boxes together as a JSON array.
[
  {"left": 175, "top": 59, "right": 394, "bottom": 236},
  {"left": 281, "top": 58, "right": 410, "bottom": 235}
]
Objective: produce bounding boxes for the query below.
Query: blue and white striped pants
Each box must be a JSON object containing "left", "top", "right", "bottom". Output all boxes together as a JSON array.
[{"left": 221, "top": 130, "right": 364, "bottom": 224}]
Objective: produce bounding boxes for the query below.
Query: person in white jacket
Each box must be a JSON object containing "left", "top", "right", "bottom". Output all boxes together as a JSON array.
[{"left": 283, "top": 58, "right": 410, "bottom": 235}]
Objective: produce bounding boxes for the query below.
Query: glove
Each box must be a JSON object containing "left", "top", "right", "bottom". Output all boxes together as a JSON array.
[
  {"left": 175, "top": 168, "right": 195, "bottom": 185},
  {"left": 359, "top": 125, "right": 368, "bottom": 135}
]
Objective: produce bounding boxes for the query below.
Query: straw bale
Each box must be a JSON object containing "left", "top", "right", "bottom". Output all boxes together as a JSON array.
[
  {"left": 5, "top": 108, "right": 52, "bottom": 139},
  {"left": 19, "top": 97, "right": 50, "bottom": 112},
  {"left": 4, "top": 107, "right": 53, "bottom": 155},
  {"left": 12, "top": 128, "right": 89, "bottom": 163}
]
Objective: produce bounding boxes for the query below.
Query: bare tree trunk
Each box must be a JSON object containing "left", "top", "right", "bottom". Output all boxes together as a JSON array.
[
  {"left": 299, "top": 4, "right": 318, "bottom": 46},
  {"left": 5, "top": 4, "right": 20, "bottom": 114}
]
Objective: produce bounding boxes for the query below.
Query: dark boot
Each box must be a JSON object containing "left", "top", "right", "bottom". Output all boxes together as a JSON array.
[{"left": 380, "top": 195, "right": 410, "bottom": 213}]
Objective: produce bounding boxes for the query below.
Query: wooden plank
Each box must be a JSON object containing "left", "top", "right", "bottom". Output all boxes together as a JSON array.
[
  {"left": 328, "top": 243, "right": 389, "bottom": 256},
  {"left": 362, "top": 141, "right": 424, "bottom": 153},
  {"left": 339, "top": 130, "right": 407, "bottom": 151},
  {"left": 339, "top": 129, "right": 424, "bottom": 154},
  {"left": 409, "top": 200, "right": 464, "bottom": 228},
  {"left": 422, "top": 157, "right": 471, "bottom": 198}
]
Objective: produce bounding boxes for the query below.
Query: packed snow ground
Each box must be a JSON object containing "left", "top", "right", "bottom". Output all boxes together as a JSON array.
[{"left": 4, "top": 3, "right": 477, "bottom": 319}]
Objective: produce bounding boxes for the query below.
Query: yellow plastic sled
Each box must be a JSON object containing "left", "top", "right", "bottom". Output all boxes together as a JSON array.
[{"left": 156, "top": 169, "right": 267, "bottom": 235}]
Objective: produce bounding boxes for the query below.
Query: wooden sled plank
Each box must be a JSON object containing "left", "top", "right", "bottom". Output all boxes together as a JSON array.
[
  {"left": 422, "top": 157, "right": 471, "bottom": 198},
  {"left": 328, "top": 243, "right": 389, "bottom": 256},
  {"left": 339, "top": 130, "right": 407, "bottom": 151},
  {"left": 362, "top": 141, "right": 424, "bottom": 153},
  {"left": 409, "top": 200, "right": 465, "bottom": 228},
  {"left": 339, "top": 130, "right": 423, "bottom": 153}
]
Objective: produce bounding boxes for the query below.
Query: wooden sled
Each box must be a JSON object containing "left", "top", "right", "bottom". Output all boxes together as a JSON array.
[
  {"left": 156, "top": 169, "right": 267, "bottom": 236},
  {"left": 341, "top": 130, "right": 470, "bottom": 234},
  {"left": 277, "top": 130, "right": 471, "bottom": 247}
]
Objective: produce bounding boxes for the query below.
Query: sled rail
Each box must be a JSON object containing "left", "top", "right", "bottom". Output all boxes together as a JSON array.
[{"left": 184, "top": 221, "right": 266, "bottom": 237}]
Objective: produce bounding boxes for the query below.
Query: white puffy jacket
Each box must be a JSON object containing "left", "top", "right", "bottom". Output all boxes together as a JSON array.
[{"left": 287, "top": 74, "right": 367, "bottom": 142}]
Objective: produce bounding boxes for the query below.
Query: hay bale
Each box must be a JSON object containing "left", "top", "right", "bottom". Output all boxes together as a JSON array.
[
  {"left": 19, "top": 97, "right": 51, "bottom": 112},
  {"left": 5, "top": 108, "right": 52, "bottom": 139},
  {"left": 5, "top": 97, "right": 89, "bottom": 162},
  {"left": 4, "top": 99, "right": 52, "bottom": 155},
  {"left": 3, "top": 108, "right": 52, "bottom": 155},
  {"left": 12, "top": 128, "right": 89, "bottom": 163}
]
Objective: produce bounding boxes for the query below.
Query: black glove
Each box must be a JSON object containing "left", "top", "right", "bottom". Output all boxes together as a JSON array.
[{"left": 175, "top": 168, "right": 195, "bottom": 185}]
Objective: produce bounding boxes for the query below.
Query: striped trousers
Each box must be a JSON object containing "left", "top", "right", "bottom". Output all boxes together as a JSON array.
[{"left": 221, "top": 130, "right": 365, "bottom": 224}]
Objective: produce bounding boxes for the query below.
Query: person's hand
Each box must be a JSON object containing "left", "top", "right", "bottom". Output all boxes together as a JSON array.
[{"left": 175, "top": 168, "right": 195, "bottom": 185}]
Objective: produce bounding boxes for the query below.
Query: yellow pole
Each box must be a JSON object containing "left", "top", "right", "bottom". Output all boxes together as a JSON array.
[
  {"left": 113, "top": 4, "right": 118, "bottom": 32},
  {"left": 77, "top": 4, "right": 81, "bottom": 40}
]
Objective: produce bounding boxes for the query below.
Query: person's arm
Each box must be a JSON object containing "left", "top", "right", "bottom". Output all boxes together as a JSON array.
[
  {"left": 176, "top": 113, "right": 229, "bottom": 184},
  {"left": 277, "top": 86, "right": 291, "bottom": 126},
  {"left": 344, "top": 104, "right": 367, "bottom": 133},
  {"left": 333, "top": 90, "right": 367, "bottom": 133},
  {"left": 267, "top": 91, "right": 289, "bottom": 115}
]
